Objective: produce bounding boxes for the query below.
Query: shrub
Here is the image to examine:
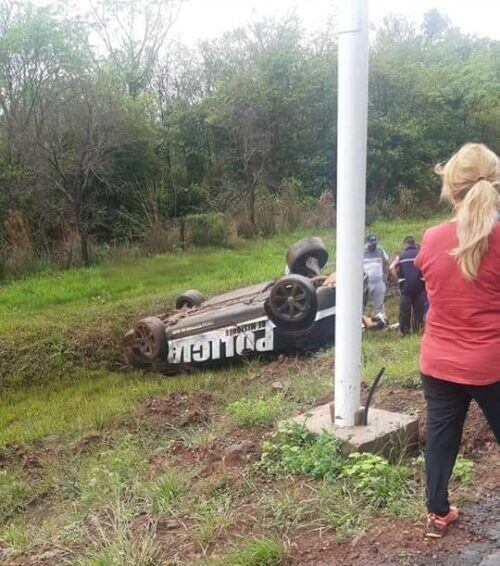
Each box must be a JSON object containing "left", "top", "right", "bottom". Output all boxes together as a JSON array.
[
  {"left": 259, "top": 424, "right": 419, "bottom": 513},
  {"left": 397, "top": 186, "right": 415, "bottom": 216},
  {"left": 341, "top": 452, "right": 411, "bottom": 510},
  {"left": 188, "top": 213, "right": 229, "bottom": 247},
  {"left": 259, "top": 422, "right": 343, "bottom": 479},
  {"left": 452, "top": 456, "right": 474, "bottom": 484},
  {"left": 276, "top": 178, "right": 304, "bottom": 233}
]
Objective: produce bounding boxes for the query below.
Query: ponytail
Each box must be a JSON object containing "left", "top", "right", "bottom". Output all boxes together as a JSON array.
[
  {"left": 437, "top": 143, "right": 499, "bottom": 281},
  {"left": 451, "top": 179, "right": 498, "bottom": 280}
]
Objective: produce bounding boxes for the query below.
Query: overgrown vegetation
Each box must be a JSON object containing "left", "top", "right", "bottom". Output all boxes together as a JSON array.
[
  {"left": 259, "top": 423, "right": 417, "bottom": 514},
  {"left": 0, "top": 2, "right": 497, "bottom": 277},
  {"left": 259, "top": 423, "right": 344, "bottom": 480},
  {"left": 1, "top": 218, "right": 435, "bottom": 394},
  {"left": 1, "top": 220, "right": 487, "bottom": 564}
]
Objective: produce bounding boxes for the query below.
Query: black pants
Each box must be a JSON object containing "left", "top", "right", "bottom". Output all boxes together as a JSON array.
[
  {"left": 422, "top": 374, "right": 500, "bottom": 516},
  {"left": 399, "top": 289, "right": 426, "bottom": 334}
]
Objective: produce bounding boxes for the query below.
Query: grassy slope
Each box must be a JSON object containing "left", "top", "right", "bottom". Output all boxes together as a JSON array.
[
  {"left": 0, "top": 217, "right": 438, "bottom": 321},
  {"left": 3, "top": 216, "right": 468, "bottom": 565},
  {"left": 0, "top": 217, "right": 439, "bottom": 447}
]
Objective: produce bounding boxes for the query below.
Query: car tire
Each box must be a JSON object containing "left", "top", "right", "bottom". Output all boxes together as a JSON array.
[
  {"left": 133, "top": 317, "right": 168, "bottom": 362},
  {"left": 176, "top": 289, "right": 206, "bottom": 309},
  {"left": 124, "top": 345, "right": 153, "bottom": 369},
  {"left": 267, "top": 274, "right": 317, "bottom": 329},
  {"left": 286, "top": 237, "right": 328, "bottom": 277}
]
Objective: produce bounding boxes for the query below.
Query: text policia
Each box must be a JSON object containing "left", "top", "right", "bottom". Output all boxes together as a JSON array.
[{"left": 167, "top": 318, "right": 274, "bottom": 364}]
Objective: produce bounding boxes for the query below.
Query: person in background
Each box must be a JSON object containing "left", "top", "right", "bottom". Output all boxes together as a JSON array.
[
  {"left": 363, "top": 234, "right": 389, "bottom": 318},
  {"left": 415, "top": 143, "right": 499, "bottom": 539},
  {"left": 390, "top": 236, "right": 426, "bottom": 334}
]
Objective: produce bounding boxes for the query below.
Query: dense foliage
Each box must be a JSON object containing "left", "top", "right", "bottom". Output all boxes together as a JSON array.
[{"left": 0, "top": 2, "right": 498, "bottom": 273}]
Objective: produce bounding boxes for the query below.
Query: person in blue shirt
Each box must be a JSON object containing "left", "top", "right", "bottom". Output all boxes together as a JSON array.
[{"left": 390, "top": 236, "right": 427, "bottom": 334}]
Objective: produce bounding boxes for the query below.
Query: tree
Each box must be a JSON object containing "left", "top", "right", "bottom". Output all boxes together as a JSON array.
[
  {"left": 422, "top": 9, "right": 451, "bottom": 42},
  {"left": 1, "top": 3, "right": 499, "bottom": 273},
  {"left": 90, "top": 0, "right": 180, "bottom": 97}
]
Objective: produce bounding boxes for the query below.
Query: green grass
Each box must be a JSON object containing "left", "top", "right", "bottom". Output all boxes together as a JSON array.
[
  {"left": 362, "top": 332, "right": 421, "bottom": 387},
  {"left": 0, "top": 217, "right": 446, "bottom": 564},
  {"left": 209, "top": 538, "right": 287, "bottom": 566},
  {"left": 0, "top": 217, "right": 439, "bottom": 429},
  {"left": 0, "top": 520, "right": 31, "bottom": 554},
  {"left": 0, "top": 469, "right": 33, "bottom": 523},
  {"left": 0, "top": 216, "right": 440, "bottom": 320},
  {"left": 0, "top": 364, "right": 258, "bottom": 446},
  {"left": 0, "top": 231, "right": 321, "bottom": 319},
  {"left": 226, "top": 396, "right": 286, "bottom": 427}
]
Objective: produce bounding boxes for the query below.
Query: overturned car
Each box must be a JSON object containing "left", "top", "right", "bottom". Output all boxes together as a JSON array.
[{"left": 123, "top": 237, "right": 350, "bottom": 373}]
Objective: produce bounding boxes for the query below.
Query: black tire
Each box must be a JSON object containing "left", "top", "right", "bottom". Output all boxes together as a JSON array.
[
  {"left": 267, "top": 274, "right": 317, "bottom": 329},
  {"left": 286, "top": 237, "right": 328, "bottom": 277},
  {"left": 133, "top": 317, "right": 168, "bottom": 362},
  {"left": 175, "top": 289, "right": 206, "bottom": 310},
  {"left": 124, "top": 346, "right": 153, "bottom": 369}
]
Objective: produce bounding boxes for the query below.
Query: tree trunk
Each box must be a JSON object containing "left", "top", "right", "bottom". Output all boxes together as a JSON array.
[
  {"left": 249, "top": 178, "right": 256, "bottom": 232},
  {"left": 180, "top": 216, "right": 186, "bottom": 250},
  {"left": 244, "top": 150, "right": 256, "bottom": 234},
  {"left": 80, "top": 229, "right": 90, "bottom": 267}
]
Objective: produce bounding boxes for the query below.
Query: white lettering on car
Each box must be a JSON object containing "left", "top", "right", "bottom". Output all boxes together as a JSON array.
[
  {"left": 168, "top": 340, "right": 192, "bottom": 364},
  {"left": 167, "top": 318, "right": 274, "bottom": 364},
  {"left": 191, "top": 340, "right": 211, "bottom": 362},
  {"left": 165, "top": 308, "right": 336, "bottom": 365}
]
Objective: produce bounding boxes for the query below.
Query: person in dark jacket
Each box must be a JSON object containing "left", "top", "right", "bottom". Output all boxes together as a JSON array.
[{"left": 390, "top": 236, "right": 427, "bottom": 334}]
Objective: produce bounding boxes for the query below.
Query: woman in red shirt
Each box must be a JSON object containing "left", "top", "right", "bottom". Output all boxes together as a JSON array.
[{"left": 415, "top": 143, "right": 499, "bottom": 538}]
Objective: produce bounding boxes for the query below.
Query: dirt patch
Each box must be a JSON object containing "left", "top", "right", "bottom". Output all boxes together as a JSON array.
[
  {"left": 0, "top": 445, "right": 47, "bottom": 477},
  {"left": 143, "top": 391, "right": 214, "bottom": 428},
  {"left": 224, "top": 439, "right": 261, "bottom": 466},
  {"left": 73, "top": 433, "right": 103, "bottom": 454},
  {"left": 288, "top": 483, "right": 500, "bottom": 566},
  {"left": 165, "top": 425, "right": 269, "bottom": 476},
  {"left": 374, "top": 386, "right": 497, "bottom": 457},
  {"left": 289, "top": 531, "right": 349, "bottom": 565}
]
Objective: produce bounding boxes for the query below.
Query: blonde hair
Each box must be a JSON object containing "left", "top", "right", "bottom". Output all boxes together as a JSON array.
[{"left": 436, "top": 143, "right": 499, "bottom": 280}]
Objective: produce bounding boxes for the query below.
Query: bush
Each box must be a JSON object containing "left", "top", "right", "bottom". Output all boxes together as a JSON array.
[
  {"left": 259, "top": 422, "right": 343, "bottom": 479},
  {"left": 341, "top": 452, "right": 411, "bottom": 510},
  {"left": 188, "top": 213, "right": 230, "bottom": 247},
  {"left": 275, "top": 178, "right": 304, "bottom": 233},
  {"left": 452, "top": 456, "right": 474, "bottom": 484},
  {"left": 259, "top": 424, "right": 419, "bottom": 513}
]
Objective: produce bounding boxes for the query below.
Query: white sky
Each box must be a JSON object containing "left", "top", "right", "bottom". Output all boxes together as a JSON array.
[{"left": 172, "top": 0, "right": 499, "bottom": 43}]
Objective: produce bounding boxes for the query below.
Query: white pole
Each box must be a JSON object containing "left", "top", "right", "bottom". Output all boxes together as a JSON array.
[{"left": 334, "top": 0, "right": 369, "bottom": 427}]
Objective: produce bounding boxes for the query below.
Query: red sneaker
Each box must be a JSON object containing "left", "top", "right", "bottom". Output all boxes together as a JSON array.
[{"left": 425, "top": 506, "right": 459, "bottom": 538}]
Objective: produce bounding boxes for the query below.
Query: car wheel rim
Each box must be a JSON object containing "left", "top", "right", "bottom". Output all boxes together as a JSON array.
[
  {"left": 136, "top": 324, "right": 156, "bottom": 357},
  {"left": 272, "top": 282, "right": 309, "bottom": 321}
]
